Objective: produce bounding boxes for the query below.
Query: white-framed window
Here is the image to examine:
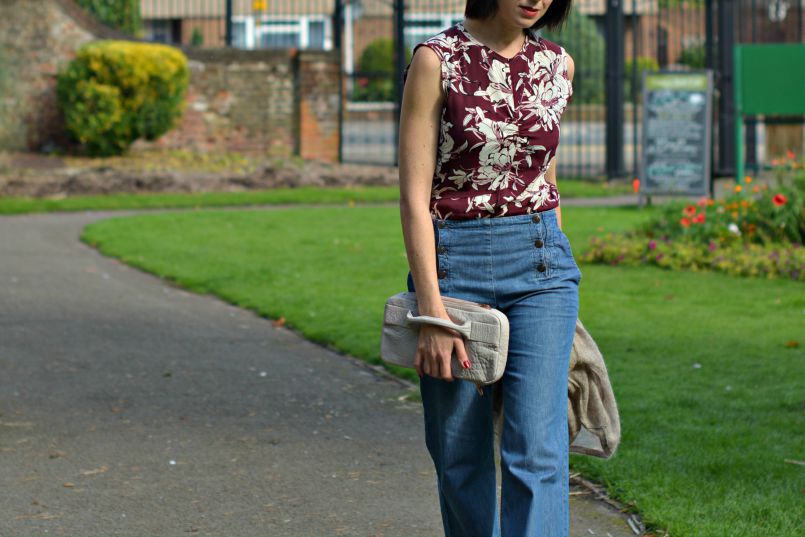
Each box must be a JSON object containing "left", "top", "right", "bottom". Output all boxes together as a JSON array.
[
  {"left": 231, "top": 15, "right": 333, "bottom": 50},
  {"left": 404, "top": 13, "right": 464, "bottom": 51}
]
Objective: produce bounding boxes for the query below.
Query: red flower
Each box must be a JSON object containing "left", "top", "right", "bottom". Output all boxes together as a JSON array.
[
  {"left": 680, "top": 217, "right": 691, "bottom": 228},
  {"left": 692, "top": 213, "right": 705, "bottom": 224},
  {"left": 683, "top": 205, "right": 697, "bottom": 217},
  {"left": 786, "top": 150, "right": 796, "bottom": 160},
  {"left": 773, "top": 193, "right": 788, "bottom": 207},
  {"left": 632, "top": 178, "right": 640, "bottom": 193}
]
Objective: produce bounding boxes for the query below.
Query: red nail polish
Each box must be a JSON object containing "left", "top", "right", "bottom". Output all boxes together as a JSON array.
[{"left": 463, "top": 360, "right": 471, "bottom": 369}]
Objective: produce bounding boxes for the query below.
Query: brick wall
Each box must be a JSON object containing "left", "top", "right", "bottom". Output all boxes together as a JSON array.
[
  {"left": 297, "top": 51, "right": 341, "bottom": 163},
  {"left": 0, "top": 0, "right": 122, "bottom": 151},
  {"left": 0, "top": 0, "right": 342, "bottom": 163}
]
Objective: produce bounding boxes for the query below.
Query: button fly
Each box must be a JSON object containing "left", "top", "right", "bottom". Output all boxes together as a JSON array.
[
  {"left": 532, "top": 214, "right": 541, "bottom": 223},
  {"left": 534, "top": 238, "right": 543, "bottom": 248}
]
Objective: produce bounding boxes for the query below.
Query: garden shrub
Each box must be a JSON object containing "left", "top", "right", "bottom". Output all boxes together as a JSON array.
[
  {"left": 580, "top": 232, "right": 804, "bottom": 281},
  {"left": 354, "top": 37, "right": 411, "bottom": 102},
  {"left": 57, "top": 41, "right": 189, "bottom": 156},
  {"left": 624, "top": 56, "right": 659, "bottom": 102},
  {"left": 76, "top": 0, "right": 141, "bottom": 35},
  {"left": 582, "top": 158, "right": 805, "bottom": 281},
  {"left": 678, "top": 42, "right": 706, "bottom": 69}
]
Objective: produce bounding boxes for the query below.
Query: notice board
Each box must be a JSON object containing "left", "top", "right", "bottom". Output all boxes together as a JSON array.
[{"left": 640, "top": 71, "right": 713, "bottom": 196}]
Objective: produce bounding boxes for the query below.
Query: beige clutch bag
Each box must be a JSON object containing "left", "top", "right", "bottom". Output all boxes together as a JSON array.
[{"left": 380, "top": 291, "right": 510, "bottom": 386}]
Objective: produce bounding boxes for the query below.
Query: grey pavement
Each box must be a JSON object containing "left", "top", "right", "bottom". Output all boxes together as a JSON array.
[{"left": 0, "top": 207, "right": 641, "bottom": 536}]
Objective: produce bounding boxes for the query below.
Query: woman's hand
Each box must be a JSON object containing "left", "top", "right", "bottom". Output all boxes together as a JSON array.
[{"left": 414, "top": 319, "right": 471, "bottom": 381}]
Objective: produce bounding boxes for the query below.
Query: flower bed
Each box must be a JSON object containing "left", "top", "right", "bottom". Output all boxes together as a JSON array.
[{"left": 581, "top": 156, "right": 805, "bottom": 281}]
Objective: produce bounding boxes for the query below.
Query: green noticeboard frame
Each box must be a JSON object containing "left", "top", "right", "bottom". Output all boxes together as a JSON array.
[{"left": 734, "top": 44, "right": 805, "bottom": 184}]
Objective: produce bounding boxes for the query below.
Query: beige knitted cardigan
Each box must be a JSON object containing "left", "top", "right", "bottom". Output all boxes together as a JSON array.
[{"left": 492, "top": 318, "right": 621, "bottom": 459}]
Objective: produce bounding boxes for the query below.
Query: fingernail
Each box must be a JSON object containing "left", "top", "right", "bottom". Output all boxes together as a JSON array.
[{"left": 463, "top": 360, "right": 471, "bottom": 369}]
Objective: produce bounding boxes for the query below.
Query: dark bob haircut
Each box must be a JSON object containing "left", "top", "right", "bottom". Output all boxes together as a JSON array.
[{"left": 465, "top": 0, "right": 573, "bottom": 32}]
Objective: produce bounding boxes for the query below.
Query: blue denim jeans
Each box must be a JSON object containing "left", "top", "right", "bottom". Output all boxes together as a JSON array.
[{"left": 406, "top": 208, "right": 581, "bottom": 537}]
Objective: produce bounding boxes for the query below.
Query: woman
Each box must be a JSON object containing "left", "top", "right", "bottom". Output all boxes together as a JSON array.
[{"left": 398, "top": 0, "right": 578, "bottom": 535}]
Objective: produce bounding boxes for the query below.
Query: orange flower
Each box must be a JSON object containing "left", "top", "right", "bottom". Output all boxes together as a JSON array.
[
  {"left": 772, "top": 193, "right": 788, "bottom": 206},
  {"left": 706, "top": 199, "right": 715, "bottom": 206},
  {"left": 731, "top": 211, "right": 739, "bottom": 219},
  {"left": 787, "top": 150, "right": 796, "bottom": 160},
  {"left": 744, "top": 176, "right": 752, "bottom": 183},
  {"left": 632, "top": 178, "right": 640, "bottom": 193},
  {"left": 753, "top": 186, "right": 760, "bottom": 193},
  {"left": 680, "top": 217, "right": 691, "bottom": 228},
  {"left": 740, "top": 200, "right": 750, "bottom": 208},
  {"left": 747, "top": 223, "right": 757, "bottom": 233},
  {"left": 683, "top": 204, "right": 698, "bottom": 217},
  {"left": 734, "top": 184, "right": 743, "bottom": 193},
  {"left": 692, "top": 213, "right": 705, "bottom": 224}
]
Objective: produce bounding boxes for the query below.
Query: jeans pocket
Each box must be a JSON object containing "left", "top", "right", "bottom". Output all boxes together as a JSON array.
[{"left": 554, "top": 229, "right": 582, "bottom": 280}]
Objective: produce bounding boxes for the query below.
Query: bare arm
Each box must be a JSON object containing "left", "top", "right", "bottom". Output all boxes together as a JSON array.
[
  {"left": 546, "top": 52, "right": 575, "bottom": 231},
  {"left": 398, "top": 45, "right": 470, "bottom": 380},
  {"left": 398, "top": 46, "right": 446, "bottom": 318}
]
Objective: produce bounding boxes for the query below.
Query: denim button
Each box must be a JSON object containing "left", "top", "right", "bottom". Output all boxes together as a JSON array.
[
  {"left": 437, "top": 220, "right": 446, "bottom": 228},
  {"left": 438, "top": 269, "right": 447, "bottom": 278},
  {"left": 532, "top": 214, "right": 540, "bottom": 223},
  {"left": 537, "top": 263, "right": 547, "bottom": 272},
  {"left": 534, "top": 238, "right": 543, "bottom": 248}
]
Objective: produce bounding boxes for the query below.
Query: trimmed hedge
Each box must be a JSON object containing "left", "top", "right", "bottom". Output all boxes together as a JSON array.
[{"left": 57, "top": 41, "right": 189, "bottom": 156}]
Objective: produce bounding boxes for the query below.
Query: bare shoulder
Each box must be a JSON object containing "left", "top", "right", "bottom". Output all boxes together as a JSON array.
[
  {"left": 403, "top": 43, "right": 444, "bottom": 105},
  {"left": 564, "top": 51, "right": 575, "bottom": 82},
  {"left": 408, "top": 44, "right": 442, "bottom": 81}
]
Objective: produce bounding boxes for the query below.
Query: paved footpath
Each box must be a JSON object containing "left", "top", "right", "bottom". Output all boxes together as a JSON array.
[{"left": 0, "top": 206, "right": 641, "bottom": 537}]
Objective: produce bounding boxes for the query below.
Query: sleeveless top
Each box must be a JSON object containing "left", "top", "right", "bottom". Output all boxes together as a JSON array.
[{"left": 403, "top": 22, "right": 573, "bottom": 220}]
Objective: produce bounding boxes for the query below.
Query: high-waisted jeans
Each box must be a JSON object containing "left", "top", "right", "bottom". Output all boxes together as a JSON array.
[{"left": 406, "top": 207, "right": 582, "bottom": 537}]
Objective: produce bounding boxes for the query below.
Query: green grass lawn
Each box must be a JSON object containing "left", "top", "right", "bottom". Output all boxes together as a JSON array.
[
  {"left": 80, "top": 205, "right": 803, "bottom": 537},
  {"left": 0, "top": 178, "right": 632, "bottom": 215}
]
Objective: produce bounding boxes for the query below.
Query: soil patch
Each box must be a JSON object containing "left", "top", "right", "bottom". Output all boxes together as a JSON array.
[{"left": 0, "top": 152, "right": 399, "bottom": 198}]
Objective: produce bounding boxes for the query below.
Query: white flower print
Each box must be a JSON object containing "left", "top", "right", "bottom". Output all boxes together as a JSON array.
[
  {"left": 414, "top": 25, "right": 570, "bottom": 219},
  {"left": 473, "top": 59, "right": 514, "bottom": 113},
  {"left": 437, "top": 114, "right": 467, "bottom": 166},
  {"left": 503, "top": 171, "right": 555, "bottom": 211},
  {"left": 425, "top": 34, "right": 475, "bottom": 94},
  {"left": 466, "top": 193, "right": 495, "bottom": 214},
  {"left": 518, "top": 48, "right": 572, "bottom": 132},
  {"left": 521, "top": 77, "right": 569, "bottom": 132}
]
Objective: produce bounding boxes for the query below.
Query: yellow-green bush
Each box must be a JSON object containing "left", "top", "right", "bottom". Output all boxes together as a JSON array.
[{"left": 57, "top": 41, "right": 189, "bottom": 156}]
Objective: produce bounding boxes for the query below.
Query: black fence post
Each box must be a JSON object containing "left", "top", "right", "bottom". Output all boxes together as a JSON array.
[
  {"left": 334, "top": 0, "right": 344, "bottom": 163},
  {"left": 705, "top": 0, "right": 715, "bottom": 68},
  {"left": 393, "top": 0, "right": 405, "bottom": 167},
  {"left": 225, "top": 0, "right": 233, "bottom": 47},
  {"left": 717, "top": 0, "right": 735, "bottom": 176},
  {"left": 605, "top": 0, "right": 626, "bottom": 180},
  {"left": 333, "top": 0, "right": 343, "bottom": 50}
]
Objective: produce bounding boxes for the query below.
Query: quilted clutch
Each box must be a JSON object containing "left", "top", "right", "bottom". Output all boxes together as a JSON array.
[{"left": 380, "top": 291, "right": 510, "bottom": 386}]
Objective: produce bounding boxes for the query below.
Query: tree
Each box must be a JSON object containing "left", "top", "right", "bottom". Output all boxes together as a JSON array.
[{"left": 542, "top": 9, "right": 605, "bottom": 104}]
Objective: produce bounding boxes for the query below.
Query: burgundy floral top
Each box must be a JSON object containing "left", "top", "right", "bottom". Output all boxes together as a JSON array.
[{"left": 403, "top": 22, "right": 573, "bottom": 220}]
